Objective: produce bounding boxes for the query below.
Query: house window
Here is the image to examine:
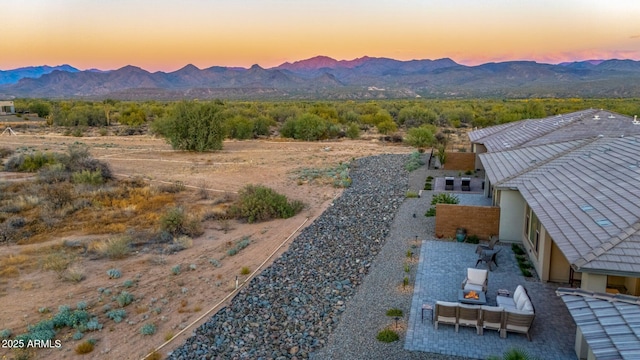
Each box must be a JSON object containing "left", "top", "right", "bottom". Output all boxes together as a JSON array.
[
  {"left": 524, "top": 205, "right": 530, "bottom": 236},
  {"left": 527, "top": 209, "right": 540, "bottom": 255}
]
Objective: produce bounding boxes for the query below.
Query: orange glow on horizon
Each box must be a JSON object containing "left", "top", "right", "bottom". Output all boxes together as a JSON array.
[{"left": 2, "top": 1, "right": 639, "bottom": 72}]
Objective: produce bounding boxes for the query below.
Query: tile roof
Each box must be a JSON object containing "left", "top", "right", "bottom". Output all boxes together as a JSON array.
[
  {"left": 557, "top": 288, "right": 640, "bottom": 360},
  {"left": 479, "top": 139, "right": 591, "bottom": 185},
  {"left": 493, "top": 135, "right": 640, "bottom": 274},
  {"left": 469, "top": 109, "right": 640, "bottom": 152}
]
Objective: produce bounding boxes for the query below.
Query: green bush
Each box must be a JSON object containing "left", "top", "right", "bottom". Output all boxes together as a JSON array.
[
  {"left": 140, "top": 323, "right": 157, "bottom": 336},
  {"left": 5, "top": 151, "right": 57, "bottom": 172},
  {"left": 345, "top": 122, "right": 360, "bottom": 139},
  {"left": 106, "top": 309, "right": 127, "bottom": 323},
  {"left": 425, "top": 207, "right": 436, "bottom": 217},
  {"left": 116, "top": 291, "right": 134, "bottom": 307},
  {"left": 107, "top": 268, "right": 122, "bottom": 279},
  {"left": 71, "top": 169, "right": 104, "bottom": 185},
  {"left": 466, "top": 235, "right": 480, "bottom": 244},
  {"left": 0, "top": 147, "right": 13, "bottom": 159},
  {"left": 376, "top": 328, "right": 399, "bottom": 342},
  {"left": 229, "top": 185, "right": 304, "bottom": 223},
  {"left": 405, "top": 190, "right": 419, "bottom": 198},
  {"left": 386, "top": 308, "right": 403, "bottom": 317},
  {"left": 152, "top": 101, "right": 225, "bottom": 151},
  {"left": 405, "top": 125, "right": 436, "bottom": 149},
  {"left": 404, "top": 151, "right": 425, "bottom": 172},
  {"left": 280, "top": 113, "right": 330, "bottom": 141},
  {"left": 512, "top": 243, "right": 525, "bottom": 255},
  {"left": 431, "top": 193, "right": 460, "bottom": 205},
  {"left": 160, "top": 207, "right": 186, "bottom": 235}
]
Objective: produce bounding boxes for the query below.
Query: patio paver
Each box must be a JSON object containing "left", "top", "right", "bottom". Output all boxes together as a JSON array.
[{"left": 405, "top": 240, "right": 577, "bottom": 359}]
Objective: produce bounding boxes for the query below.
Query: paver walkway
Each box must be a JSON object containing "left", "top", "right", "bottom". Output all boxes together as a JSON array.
[{"left": 405, "top": 240, "right": 577, "bottom": 359}]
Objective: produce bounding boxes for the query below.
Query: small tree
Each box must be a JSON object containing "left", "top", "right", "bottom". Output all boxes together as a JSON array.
[
  {"left": 377, "top": 120, "right": 397, "bottom": 136},
  {"left": 152, "top": 101, "right": 225, "bottom": 152},
  {"left": 405, "top": 125, "right": 436, "bottom": 149}
]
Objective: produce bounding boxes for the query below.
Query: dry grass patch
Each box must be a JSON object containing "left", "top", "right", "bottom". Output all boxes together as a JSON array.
[{"left": 91, "top": 236, "right": 132, "bottom": 259}]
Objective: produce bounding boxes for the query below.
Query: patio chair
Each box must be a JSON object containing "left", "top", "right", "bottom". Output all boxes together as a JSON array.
[
  {"left": 434, "top": 301, "right": 458, "bottom": 330},
  {"left": 476, "top": 248, "right": 501, "bottom": 271},
  {"left": 461, "top": 177, "right": 471, "bottom": 191},
  {"left": 502, "top": 309, "right": 535, "bottom": 341},
  {"left": 457, "top": 303, "right": 481, "bottom": 334},
  {"left": 475, "top": 235, "right": 499, "bottom": 255},
  {"left": 445, "top": 177, "right": 454, "bottom": 190},
  {"left": 480, "top": 305, "right": 504, "bottom": 335},
  {"left": 461, "top": 268, "right": 488, "bottom": 293}
]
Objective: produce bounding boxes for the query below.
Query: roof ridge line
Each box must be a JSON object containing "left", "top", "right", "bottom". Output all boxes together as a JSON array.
[
  {"left": 556, "top": 287, "right": 640, "bottom": 306},
  {"left": 494, "top": 137, "right": 600, "bottom": 187},
  {"left": 572, "top": 220, "right": 640, "bottom": 270},
  {"left": 516, "top": 109, "right": 599, "bottom": 148}
]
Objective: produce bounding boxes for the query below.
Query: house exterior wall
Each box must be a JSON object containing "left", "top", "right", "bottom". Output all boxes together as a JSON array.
[
  {"left": 0, "top": 100, "right": 15, "bottom": 115},
  {"left": 434, "top": 203, "right": 500, "bottom": 240},
  {"left": 473, "top": 143, "right": 487, "bottom": 170},
  {"left": 549, "top": 240, "right": 571, "bottom": 283},
  {"left": 497, "top": 189, "right": 525, "bottom": 242},
  {"left": 442, "top": 152, "right": 475, "bottom": 171}
]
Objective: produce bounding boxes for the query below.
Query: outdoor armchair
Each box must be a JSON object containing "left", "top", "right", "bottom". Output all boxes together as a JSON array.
[{"left": 461, "top": 268, "right": 488, "bottom": 293}]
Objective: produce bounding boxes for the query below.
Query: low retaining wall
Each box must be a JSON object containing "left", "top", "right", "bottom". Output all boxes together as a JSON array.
[{"left": 435, "top": 203, "right": 500, "bottom": 240}]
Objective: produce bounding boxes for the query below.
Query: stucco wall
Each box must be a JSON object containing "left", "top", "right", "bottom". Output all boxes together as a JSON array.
[
  {"left": 498, "top": 190, "right": 525, "bottom": 242},
  {"left": 435, "top": 203, "right": 500, "bottom": 240}
]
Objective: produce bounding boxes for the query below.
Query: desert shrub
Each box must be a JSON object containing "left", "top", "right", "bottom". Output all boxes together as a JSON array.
[
  {"left": 225, "top": 115, "right": 254, "bottom": 140},
  {"left": 240, "top": 266, "right": 250, "bottom": 275},
  {"left": 171, "top": 265, "right": 181, "bottom": 275},
  {"left": 75, "top": 340, "right": 94, "bottom": 354},
  {"left": 280, "top": 113, "right": 330, "bottom": 141},
  {"left": 405, "top": 125, "right": 436, "bottom": 148},
  {"left": 152, "top": 101, "right": 225, "bottom": 151},
  {"left": 404, "top": 151, "right": 425, "bottom": 171},
  {"left": 209, "top": 258, "right": 221, "bottom": 267},
  {"left": 140, "top": 323, "right": 157, "bottom": 336},
  {"left": 116, "top": 291, "right": 134, "bottom": 307},
  {"left": 72, "top": 331, "right": 84, "bottom": 340},
  {"left": 386, "top": 308, "right": 403, "bottom": 317},
  {"left": 0, "top": 147, "right": 13, "bottom": 159},
  {"left": 122, "top": 279, "right": 134, "bottom": 288},
  {"left": 345, "top": 122, "right": 360, "bottom": 139},
  {"left": 85, "top": 318, "right": 102, "bottom": 331},
  {"left": 157, "top": 181, "right": 185, "bottom": 193},
  {"left": 106, "top": 309, "right": 127, "bottom": 323},
  {"left": 376, "top": 328, "right": 399, "bottom": 342},
  {"left": 5, "top": 151, "right": 57, "bottom": 172},
  {"left": 424, "top": 208, "right": 436, "bottom": 217},
  {"left": 431, "top": 193, "right": 460, "bottom": 205},
  {"left": 173, "top": 235, "right": 193, "bottom": 250},
  {"left": 71, "top": 169, "right": 104, "bottom": 185},
  {"left": 159, "top": 207, "right": 202, "bottom": 237},
  {"left": 406, "top": 190, "right": 419, "bottom": 198},
  {"left": 229, "top": 185, "right": 304, "bottom": 223},
  {"left": 62, "top": 263, "right": 85, "bottom": 282},
  {"left": 424, "top": 183, "right": 432, "bottom": 190},
  {"left": 106, "top": 268, "right": 122, "bottom": 279},
  {"left": 96, "top": 236, "right": 131, "bottom": 259},
  {"left": 0, "top": 329, "right": 11, "bottom": 339},
  {"left": 38, "top": 163, "right": 69, "bottom": 183}
]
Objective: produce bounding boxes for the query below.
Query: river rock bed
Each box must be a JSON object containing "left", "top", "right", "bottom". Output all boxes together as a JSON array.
[{"left": 168, "top": 154, "right": 409, "bottom": 360}]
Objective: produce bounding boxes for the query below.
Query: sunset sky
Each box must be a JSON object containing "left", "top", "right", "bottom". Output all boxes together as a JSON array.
[{"left": 3, "top": 0, "right": 640, "bottom": 72}]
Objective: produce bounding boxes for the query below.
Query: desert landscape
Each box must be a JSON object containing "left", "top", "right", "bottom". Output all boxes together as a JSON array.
[{"left": 0, "top": 124, "right": 415, "bottom": 359}]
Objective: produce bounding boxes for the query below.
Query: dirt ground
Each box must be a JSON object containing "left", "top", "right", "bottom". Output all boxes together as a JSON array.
[{"left": 0, "top": 132, "right": 412, "bottom": 360}]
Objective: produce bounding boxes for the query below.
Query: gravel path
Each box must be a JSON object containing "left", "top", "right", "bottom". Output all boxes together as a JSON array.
[
  {"left": 310, "top": 163, "right": 470, "bottom": 360},
  {"left": 168, "top": 154, "right": 411, "bottom": 359}
]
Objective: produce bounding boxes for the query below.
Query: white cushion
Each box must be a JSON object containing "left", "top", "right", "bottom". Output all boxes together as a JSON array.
[
  {"left": 516, "top": 295, "right": 528, "bottom": 310},
  {"left": 467, "top": 268, "right": 488, "bottom": 284},
  {"left": 513, "top": 285, "right": 525, "bottom": 302},
  {"left": 496, "top": 296, "right": 516, "bottom": 308},
  {"left": 521, "top": 300, "right": 534, "bottom": 312},
  {"left": 436, "top": 301, "right": 459, "bottom": 307}
]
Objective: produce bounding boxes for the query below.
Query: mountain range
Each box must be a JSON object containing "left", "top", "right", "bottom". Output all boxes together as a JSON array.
[{"left": 2, "top": 56, "right": 640, "bottom": 100}]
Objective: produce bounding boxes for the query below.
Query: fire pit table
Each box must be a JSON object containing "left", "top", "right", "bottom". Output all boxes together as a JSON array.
[{"left": 457, "top": 289, "right": 487, "bottom": 305}]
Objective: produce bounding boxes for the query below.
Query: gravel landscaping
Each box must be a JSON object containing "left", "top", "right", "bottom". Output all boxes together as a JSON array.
[{"left": 168, "top": 154, "right": 412, "bottom": 359}]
